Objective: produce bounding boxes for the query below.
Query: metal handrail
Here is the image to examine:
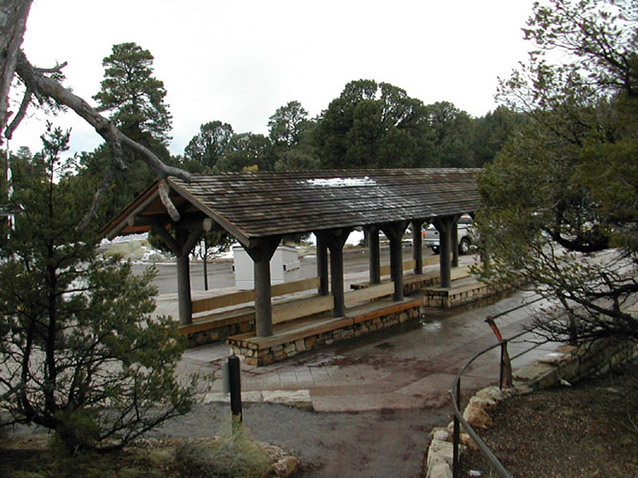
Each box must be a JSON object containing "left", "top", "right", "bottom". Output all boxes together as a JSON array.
[
  {"left": 449, "top": 340, "right": 513, "bottom": 478},
  {"left": 448, "top": 296, "right": 568, "bottom": 478}
]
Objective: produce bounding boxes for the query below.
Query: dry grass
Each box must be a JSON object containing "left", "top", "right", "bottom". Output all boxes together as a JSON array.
[{"left": 0, "top": 418, "right": 285, "bottom": 478}]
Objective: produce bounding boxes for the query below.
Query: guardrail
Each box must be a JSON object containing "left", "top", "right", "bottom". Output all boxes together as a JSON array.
[{"left": 448, "top": 296, "right": 564, "bottom": 478}]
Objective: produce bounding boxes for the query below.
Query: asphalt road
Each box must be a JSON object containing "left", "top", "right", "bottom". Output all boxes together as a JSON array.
[{"left": 132, "top": 246, "right": 418, "bottom": 295}]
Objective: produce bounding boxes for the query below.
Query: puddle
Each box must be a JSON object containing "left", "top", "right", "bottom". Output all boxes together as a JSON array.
[{"left": 421, "top": 320, "right": 443, "bottom": 332}]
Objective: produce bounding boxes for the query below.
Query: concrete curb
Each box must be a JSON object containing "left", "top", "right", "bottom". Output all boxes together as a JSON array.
[{"left": 202, "top": 389, "right": 313, "bottom": 410}]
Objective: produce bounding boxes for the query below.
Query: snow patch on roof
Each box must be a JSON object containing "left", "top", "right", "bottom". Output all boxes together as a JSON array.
[{"left": 305, "top": 177, "right": 376, "bottom": 187}]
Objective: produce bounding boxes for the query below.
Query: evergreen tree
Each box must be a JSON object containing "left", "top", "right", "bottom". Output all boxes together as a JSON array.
[
  {"left": 80, "top": 42, "right": 177, "bottom": 220},
  {"left": 314, "top": 80, "right": 434, "bottom": 169},
  {"left": 183, "top": 121, "right": 234, "bottom": 171},
  {"left": 477, "top": 0, "right": 638, "bottom": 344},
  {"left": 0, "top": 126, "right": 196, "bottom": 451},
  {"left": 93, "top": 42, "right": 172, "bottom": 145}
]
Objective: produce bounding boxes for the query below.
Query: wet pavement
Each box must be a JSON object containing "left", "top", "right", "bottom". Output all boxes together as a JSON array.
[
  {"left": 176, "top": 287, "right": 560, "bottom": 413},
  {"left": 158, "top": 283, "right": 564, "bottom": 478}
]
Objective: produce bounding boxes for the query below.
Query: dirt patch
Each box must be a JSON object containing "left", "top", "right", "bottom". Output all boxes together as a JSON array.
[{"left": 461, "top": 363, "right": 638, "bottom": 477}]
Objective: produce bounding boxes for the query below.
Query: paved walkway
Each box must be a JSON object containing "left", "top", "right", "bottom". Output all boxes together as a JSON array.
[{"left": 175, "top": 287, "right": 560, "bottom": 413}]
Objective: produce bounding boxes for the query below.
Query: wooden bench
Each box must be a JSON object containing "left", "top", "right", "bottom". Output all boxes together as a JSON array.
[
  {"left": 179, "top": 277, "right": 322, "bottom": 341},
  {"left": 350, "top": 255, "right": 452, "bottom": 290},
  {"left": 181, "top": 271, "right": 408, "bottom": 344},
  {"left": 345, "top": 281, "right": 395, "bottom": 306},
  {"left": 192, "top": 277, "right": 320, "bottom": 317}
]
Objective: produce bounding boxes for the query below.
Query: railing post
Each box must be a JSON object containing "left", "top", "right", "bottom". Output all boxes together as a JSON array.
[
  {"left": 228, "top": 354, "right": 242, "bottom": 423},
  {"left": 452, "top": 378, "right": 461, "bottom": 478}
]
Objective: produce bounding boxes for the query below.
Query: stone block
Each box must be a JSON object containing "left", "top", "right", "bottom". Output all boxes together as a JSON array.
[
  {"left": 460, "top": 432, "right": 478, "bottom": 451},
  {"left": 431, "top": 427, "right": 450, "bottom": 442},
  {"left": 463, "top": 402, "right": 493, "bottom": 429},
  {"left": 475, "top": 386, "right": 505, "bottom": 404},
  {"left": 270, "top": 455, "right": 300, "bottom": 477},
  {"left": 428, "top": 463, "right": 452, "bottom": 478},
  {"left": 514, "top": 362, "right": 556, "bottom": 383},
  {"left": 262, "top": 390, "right": 313, "bottom": 410},
  {"left": 426, "top": 439, "right": 454, "bottom": 469},
  {"left": 469, "top": 395, "right": 497, "bottom": 411}
]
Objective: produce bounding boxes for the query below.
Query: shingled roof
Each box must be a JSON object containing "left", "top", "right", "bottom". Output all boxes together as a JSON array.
[{"left": 103, "top": 168, "right": 481, "bottom": 246}]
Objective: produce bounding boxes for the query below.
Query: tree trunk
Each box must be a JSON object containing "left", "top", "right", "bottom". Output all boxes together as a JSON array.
[{"left": 0, "top": 0, "right": 33, "bottom": 142}]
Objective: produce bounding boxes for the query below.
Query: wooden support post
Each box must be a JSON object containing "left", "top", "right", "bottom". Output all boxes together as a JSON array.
[
  {"left": 433, "top": 216, "right": 455, "bottom": 288},
  {"left": 381, "top": 221, "right": 409, "bottom": 301},
  {"left": 412, "top": 220, "right": 424, "bottom": 275},
  {"left": 367, "top": 225, "right": 381, "bottom": 285},
  {"left": 176, "top": 241, "right": 192, "bottom": 325},
  {"left": 254, "top": 258, "right": 273, "bottom": 337},
  {"left": 316, "top": 235, "right": 329, "bottom": 296},
  {"left": 244, "top": 236, "right": 281, "bottom": 337},
  {"left": 153, "top": 223, "right": 205, "bottom": 326},
  {"left": 451, "top": 216, "right": 460, "bottom": 268},
  {"left": 330, "top": 242, "right": 345, "bottom": 317},
  {"left": 316, "top": 229, "right": 352, "bottom": 318}
]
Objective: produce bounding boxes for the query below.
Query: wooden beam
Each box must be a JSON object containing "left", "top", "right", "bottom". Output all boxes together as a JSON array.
[
  {"left": 151, "top": 224, "right": 180, "bottom": 256},
  {"left": 105, "top": 189, "right": 159, "bottom": 239}
]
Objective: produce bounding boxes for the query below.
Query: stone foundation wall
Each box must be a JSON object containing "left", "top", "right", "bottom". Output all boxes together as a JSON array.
[
  {"left": 423, "top": 283, "right": 497, "bottom": 309},
  {"left": 231, "top": 306, "right": 422, "bottom": 366},
  {"left": 404, "top": 278, "right": 435, "bottom": 295},
  {"left": 514, "top": 337, "right": 638, "bottom": 391},
  {"left": 187, "top": 319, "right": 254, "bottom": 347},
  {"left": 186, "top": 279, "right": 431, "bottom": 348}
]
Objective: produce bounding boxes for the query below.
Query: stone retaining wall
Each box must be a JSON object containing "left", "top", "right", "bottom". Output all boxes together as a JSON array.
[
  {"left": 187, "top": 319, "right": 253, "bottom": 347},
  {"left": 424, "top": 337, "right": 638, "bottom": 478},
  {"left": 423, "top": 282, "right": 498, "bottom": 309},
  {"left": 231, "top": 306, "right": 422, "bottom": 366}
]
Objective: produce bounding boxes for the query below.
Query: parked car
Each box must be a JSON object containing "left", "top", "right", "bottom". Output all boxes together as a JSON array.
[{"left": 422, "top": 214, "right": 474, "bottom": 255}]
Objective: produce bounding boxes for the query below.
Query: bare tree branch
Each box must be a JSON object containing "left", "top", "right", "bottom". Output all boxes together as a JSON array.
[
  {"left": 4, "top": 87, "right": 32, "bottom": 140},
  {"left": 158, "top": 180, "right": 180, "bottom": 222},
  {"left": 75, "top": 168, "right": 117, "bottom": 232},
  {"left": 15, "top": 50, "right": 190, "bottom": 182}
]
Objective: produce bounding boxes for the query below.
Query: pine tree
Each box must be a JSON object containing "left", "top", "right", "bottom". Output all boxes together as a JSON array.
[{"left": 0, "top": 125, "right": 196, "bottom": 451}]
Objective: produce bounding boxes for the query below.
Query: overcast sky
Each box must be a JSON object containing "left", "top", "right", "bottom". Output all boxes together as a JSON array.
[{"left": 11, "top": 0, "right": 536, "bottom": 157}]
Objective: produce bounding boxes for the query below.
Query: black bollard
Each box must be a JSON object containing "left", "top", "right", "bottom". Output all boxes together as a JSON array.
[{"left": 228, "top": 354, "right": 242, "bottom": 422}]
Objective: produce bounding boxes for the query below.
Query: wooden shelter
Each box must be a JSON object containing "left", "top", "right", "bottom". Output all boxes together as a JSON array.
[{"left": 103, "top": 169, "right": 481, "bottom": 337}]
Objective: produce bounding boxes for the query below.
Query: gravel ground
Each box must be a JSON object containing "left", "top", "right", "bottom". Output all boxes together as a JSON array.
[
  {"left": 460, "top": 362, "right": 638, "bottom": 478},
  {"left": 147, "top": 401, "right": 451, "bottom": 478}
]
